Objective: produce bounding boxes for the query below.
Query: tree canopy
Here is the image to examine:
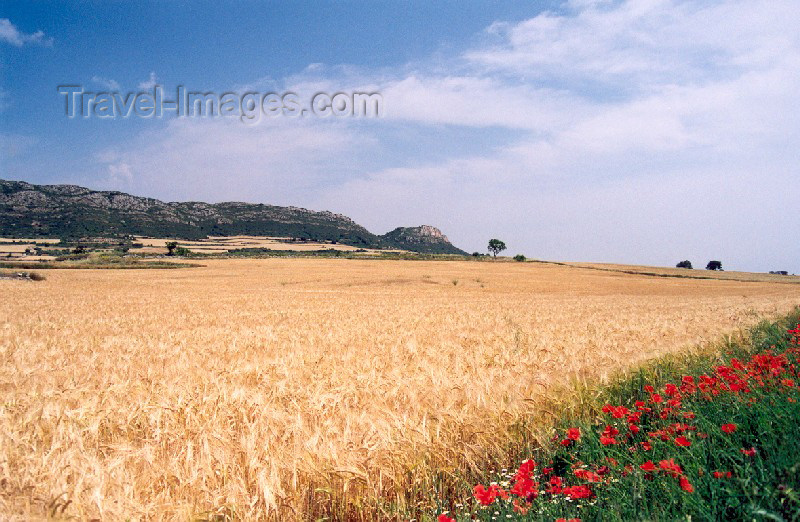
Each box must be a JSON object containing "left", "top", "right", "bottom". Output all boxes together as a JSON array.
[{"left": 488, "top": 239, "right": 506, "bottom": 258}]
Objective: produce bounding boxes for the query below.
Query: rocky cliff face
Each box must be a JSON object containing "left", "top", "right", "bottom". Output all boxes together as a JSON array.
[
  {"left": 379, "top": 225, "right": 466, "bottom": 255},
  {"left": 0, "top": 179, "right": 468, "bottom": 254}
]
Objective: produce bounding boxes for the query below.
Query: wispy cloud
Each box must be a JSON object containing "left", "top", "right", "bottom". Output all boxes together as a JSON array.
[
  {"left": 94, "top": 117, "right": 373, "bottom": 205},
  {"left": 137, "top": 71, "right": 159, "bottom": 90},
  {"left": 91, "top": 76, "right": 120, "bottom": 90},
  {"left": 0, "top": 18, "right": 52, "bottom": 47}
]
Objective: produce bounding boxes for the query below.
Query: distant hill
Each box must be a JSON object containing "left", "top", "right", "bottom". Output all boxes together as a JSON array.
[
  {"left": 379, "top": 225, "right": 466, "bottom": 255},
  {"left": 0, "top": 179, "right": 467, "bottom": 255}
]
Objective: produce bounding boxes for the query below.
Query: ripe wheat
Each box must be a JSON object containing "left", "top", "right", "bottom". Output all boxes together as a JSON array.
[{"left": 1, "top": 259, "right": 798, "bottom": 519}]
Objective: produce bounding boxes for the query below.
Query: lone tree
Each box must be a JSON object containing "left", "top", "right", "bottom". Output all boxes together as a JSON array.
[
  {"left": 488, "top": 239, "right": 506, "bottom": 258},
  {"left": 706, "top": 260, "right": 722, "bottom": 271},
  {"left": 676, "top": 260, "right": 693, "bottom": 269},
  {"left": 165, "top": 241, "right": 178, "bottom": 256}
]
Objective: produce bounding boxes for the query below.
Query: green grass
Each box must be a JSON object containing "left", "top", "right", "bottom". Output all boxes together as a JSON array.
[{"left": 434, "top": 309, "right": 800, "bottom": 522}]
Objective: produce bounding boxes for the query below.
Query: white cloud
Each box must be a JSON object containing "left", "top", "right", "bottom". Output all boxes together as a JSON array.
[
  {"left": 467, "top": 0, "right": 799, "bottom": 89},
  {"left": 137, "top": 71, "right": 159, "bottom": 90},
  {"left": 91, "top": 76, "right": 120, "bottom": 90},
  {"left": 106, "top": 162, "right": 133, "bottom": 185},
  {"left": 0, "top": 18, "right": 52, "bottom": 47},
  {"left": 94, "top": 117, "right": 371, "bottom": 206}
]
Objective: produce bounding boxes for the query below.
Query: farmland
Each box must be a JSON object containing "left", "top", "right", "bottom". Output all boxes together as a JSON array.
[{"left": 1, "top": 259, "right": 799, "bottom": 520}]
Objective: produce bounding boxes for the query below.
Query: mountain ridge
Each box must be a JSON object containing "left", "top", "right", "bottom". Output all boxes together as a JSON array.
[{"left": 0, "top": 179, "right": 467, "bottom": 255}]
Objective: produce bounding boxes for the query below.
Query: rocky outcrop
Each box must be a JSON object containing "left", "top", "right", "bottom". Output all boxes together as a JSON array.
[{"left": 379, "top": 225, "right": 466, "bottom": 255}]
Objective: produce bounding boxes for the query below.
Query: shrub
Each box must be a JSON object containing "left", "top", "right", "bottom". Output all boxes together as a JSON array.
[
  {"left": 676, "top": 260, "right": 693, "bottom": 269},
  {"left": 513, "top": 254, "right": 526, "bottom": 262},
  {"left": 706, "top": 260, "right": 722, "bottom": 271}
]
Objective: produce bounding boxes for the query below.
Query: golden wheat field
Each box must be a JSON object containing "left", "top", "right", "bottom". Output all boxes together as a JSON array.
[{"left": 1, "top": 259, "right": 799, "bottom": 520}]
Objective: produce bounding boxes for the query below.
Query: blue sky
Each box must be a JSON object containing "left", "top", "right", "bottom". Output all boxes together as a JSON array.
[{"left": 1, "top": 0, "right": 799, "bottom": 272}]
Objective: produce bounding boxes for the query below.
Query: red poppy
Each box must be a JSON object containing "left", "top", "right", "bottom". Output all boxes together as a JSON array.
[
  {"left": 741, "top": 447, "right": 757, "bottom": 457},
  {"left": 545, "top": 476, "right": 564, "bottom": 495},
  {"left": 574, "top": 469, "right": 602, "bottom": 482},
  {"left": 640, "top": 460, "right": 657, "bottom": 472},
  {"left": 567, "top": 427, "right": 581, "bottom": 441},
  {"left": 510, "top": 478, "right": 538, "bottom": 498},
  {"left": 674, "top": 436, "right": 692, "bottom": 447},
  {"left": 600, "top": 436, "right": 618, "bottom": 445},
  {"left": 641, "top": 441, "right": 653, "bottom": 451},
  {"left": 629, "top": 424, "right": 641, "bottom": 434},
  {"left": 659, "top": 459, "right": 683, "bottom": 477},
  {"left": 612, "top": 406, "right": 630, "bottom": 419},
  {"left": 679, "top": 476, "right": 694, "bottom": 493},
  {"left": 438, "top": 515, "right": 456, "bottom": 522},
  {"left": 721, "top": 423, "right": 737, "bottom": 433},
  {"left": 474, "top": 484, "right": 501, "bottom": 505},
  {"left": 562, "top": 484, "right": 593, "bottom": 499},
  {"left": 666, "top": 398, "right": 682, "bottom": 408},
  {"left": 514, "top": 460, "right": 536, "bottom": 481},
  {"left": 602, "top": 425, "right": 620, "bottom": 437}
]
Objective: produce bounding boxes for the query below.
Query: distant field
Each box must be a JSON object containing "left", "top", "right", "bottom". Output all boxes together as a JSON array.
[
  {"left": 0, "top": 238, "right": 61, "bottom": 244},
  {"left": 0, "top": 235, "right": 404, "bottom": 261},
  {"left": 1, "top": 259, "right": 799, "bottom": 519},
  {"left": 134, "top": 235, "right": 402, "bottom": 254},
  {"left": 557, "top": 260, "right": 799, "bottom": 283}
]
